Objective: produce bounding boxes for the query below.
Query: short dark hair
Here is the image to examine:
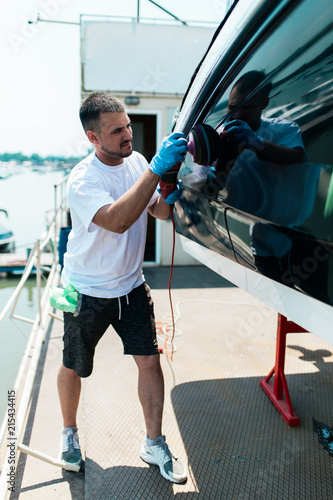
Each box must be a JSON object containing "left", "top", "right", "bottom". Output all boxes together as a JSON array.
[
  {"left": 233, "top": 71, "right": 272, "bottom": 100},
  {"left": 79, "top": 92, "right": 125, "bottom": 134}
]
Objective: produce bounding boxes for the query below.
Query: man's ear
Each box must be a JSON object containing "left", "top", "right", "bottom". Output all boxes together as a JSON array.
[{"left": 87, "top": 130, "right": 100, "bottom": 145}]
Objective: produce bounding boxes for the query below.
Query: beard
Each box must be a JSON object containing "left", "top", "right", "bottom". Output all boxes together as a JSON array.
[{"left": 101, "top": 140, "right": 133, "bottom": 159}]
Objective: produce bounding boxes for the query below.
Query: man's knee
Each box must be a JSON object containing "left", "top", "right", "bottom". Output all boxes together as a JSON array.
[
  {"left": 134, "top": 354, "right": 161, "bottom": 373},
  {"left": 59, "top": 364, "right": 81, "bottom": 380}
]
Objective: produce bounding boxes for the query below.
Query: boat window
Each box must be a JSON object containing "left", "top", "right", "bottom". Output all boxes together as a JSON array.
[
  {"left": 203, "top": 0, "right": 333, "bottom": 169},
  {"left": 175, "top": 0, "right": 333, "bottom": 307},
  {"left": 178, "top": 0, "right": 333, "bottom": 242}
]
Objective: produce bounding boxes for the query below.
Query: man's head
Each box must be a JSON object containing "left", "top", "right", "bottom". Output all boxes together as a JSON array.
[
  {"left": 227, "top": 71, "right": 272, "bottom": 131},
  {"left": 80, "top": 92, "right": 125, "bottom": 134},
  {"left": 80, "top": 92, "right": 133, "bottom": 165}
]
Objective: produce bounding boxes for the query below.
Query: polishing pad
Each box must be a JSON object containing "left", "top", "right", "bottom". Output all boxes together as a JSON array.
[{"left": 188, "top": 124, "right": 221, "bottom": 166}]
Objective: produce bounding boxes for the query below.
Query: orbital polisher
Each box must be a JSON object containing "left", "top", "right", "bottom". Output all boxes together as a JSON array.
[{"left": 158, "top": 123, "right": 233, "bottom": 199}]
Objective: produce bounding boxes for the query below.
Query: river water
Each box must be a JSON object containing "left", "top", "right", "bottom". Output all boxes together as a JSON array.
[{"left": 0, "top": 166, "right": 69, "bottom": 422}]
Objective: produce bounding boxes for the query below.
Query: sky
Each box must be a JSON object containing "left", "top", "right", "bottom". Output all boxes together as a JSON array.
[{"left": 1, "top": 0, "right": 228, "bottom": 158}]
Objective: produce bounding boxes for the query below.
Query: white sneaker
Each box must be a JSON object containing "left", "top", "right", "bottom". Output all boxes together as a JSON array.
[
  {"left": 59, "top": 427, "right": 82, "bottom": 471},
  {"left": 140, "top": 435, "right": 187, "bottom": 483}
]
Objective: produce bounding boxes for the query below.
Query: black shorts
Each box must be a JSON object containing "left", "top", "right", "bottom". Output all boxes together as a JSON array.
[{"left": 62, "top": 282, "right": 158, "bottom": 377}]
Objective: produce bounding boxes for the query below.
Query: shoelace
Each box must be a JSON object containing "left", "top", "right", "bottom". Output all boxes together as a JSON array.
[
  {"left": 154, "top": 438, "right": 177, "bottom": 462},
  {"left": 65, "top": 432, "right": 79, "bottom": 451}
]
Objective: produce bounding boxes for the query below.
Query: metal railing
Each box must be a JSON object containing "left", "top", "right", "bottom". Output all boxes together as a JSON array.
[{"left": 0, "top": 174, "right": 69, "bottom": 498}]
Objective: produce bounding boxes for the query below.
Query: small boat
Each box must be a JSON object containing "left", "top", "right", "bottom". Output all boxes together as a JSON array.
[{"left": 0, "top": 209, "right": 15, "bottom": 253}]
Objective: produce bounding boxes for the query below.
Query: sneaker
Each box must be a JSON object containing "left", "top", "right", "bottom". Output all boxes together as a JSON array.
[
  {"left": 59, "top": 427, "right": 82, "bottom": 471},
  {"left": 140, "top": 435, "right": 187, "bottom": 483}
]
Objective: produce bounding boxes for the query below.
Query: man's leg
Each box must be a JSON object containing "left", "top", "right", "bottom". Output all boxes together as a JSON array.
[
  {"left": 57, "top": 364, "right": 81, "bottom": 427},
  {"left": 57, "top": 364, "right": 83, "bottom": 469},
  {"left": 135, "top": 353, "right": 187, "bottom": 483},
  {"left": 133, "top": 354, "right": 164, "bottom": 440}
]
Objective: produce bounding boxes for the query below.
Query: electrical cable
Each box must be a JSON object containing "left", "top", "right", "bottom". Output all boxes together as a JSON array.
[
  {"left": 163, "top": 206, "right": 176, "bottom": 361},
  {"left": 156, "top": 206, "right": 273, "bottom": 361}
]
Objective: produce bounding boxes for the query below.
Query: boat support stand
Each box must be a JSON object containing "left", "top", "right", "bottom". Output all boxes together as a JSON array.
[{"left": 260, "top": 313, "right": 308, "bottom": 426}]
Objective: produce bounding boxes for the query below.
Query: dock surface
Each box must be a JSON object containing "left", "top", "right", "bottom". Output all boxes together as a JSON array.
[
  {"left": 0, "top": 253, "right": 53, "bottom": 273},
  {"left": 6, "top": 266, "right": 333, "bottom": 499}
]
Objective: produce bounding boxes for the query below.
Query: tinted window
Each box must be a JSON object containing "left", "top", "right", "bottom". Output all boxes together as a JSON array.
[
  {"left": 180, "top": 0, "right": 333, "bottom": 241},
  {"left": 175, "top": 0, "right": 333, "bottom": 306}
]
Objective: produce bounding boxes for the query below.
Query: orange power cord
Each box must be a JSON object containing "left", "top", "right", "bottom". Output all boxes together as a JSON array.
[{"left": 156, "top": 206, "right": 176, "bottom": 361}]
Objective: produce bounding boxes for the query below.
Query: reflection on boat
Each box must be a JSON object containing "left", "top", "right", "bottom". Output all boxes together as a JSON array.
[{"left": 0, "top": 209, "right": 15, "bottom": 253}]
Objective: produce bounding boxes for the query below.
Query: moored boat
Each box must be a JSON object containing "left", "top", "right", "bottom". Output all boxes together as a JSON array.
[{"left": 0, "top": 209, "right": 15, "bottom": 253}]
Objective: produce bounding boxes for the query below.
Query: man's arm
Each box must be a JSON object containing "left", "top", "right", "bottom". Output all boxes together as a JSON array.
[
  {"left": 256, "top": 142, "right": 304, "bottom": 164},
  {"left": 92, "top": 132, "right": 188, "bottom": 233},
  {"left": 148, "top": 195, "right": 170, "bottom": 220},
  {"left": 92, "top": 168, "right": 163, "bottom": 233},
  {"left": 224, "top": 120, "right": 305, "bottom": 164}
]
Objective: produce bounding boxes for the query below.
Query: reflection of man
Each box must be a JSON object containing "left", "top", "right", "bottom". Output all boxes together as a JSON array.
[
  {"left": 223, "top": 70, "right": 304, "bottom": 164},
  {"left": 213, "top": 71, "right": 311, "bottom": 284},
  {"left": 210, "top": 70, "right": 307, "bottom": 209}
]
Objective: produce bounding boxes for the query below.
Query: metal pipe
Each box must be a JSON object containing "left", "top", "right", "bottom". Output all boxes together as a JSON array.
[
  {"left": 0, "top": 265, "right": 58, "bottom": 497},
  {"left": 0, "top": 262, "right": 57, "bottom": 451},
  {"left": 36, "top": 240, "right": 42, "bottom": 326},
  {"left": 148, "top": 0, "right": 187, "bottom": 25},
  {"left": 0, "top": 174, "right": 67, "bottom": 463},
  {"left": 0, "top": 174, "right": 69, "bottom": 496},
  {"left": 10, "top": 315, "right": 35, "bottom": 325},
  {"left": 0, "top": 241, "right": 38, "bottom": 323},
  {"left": 34, "top": 14, "right": 80, "bottom": 26},
  {"left": 1, "top": 198, "right": 64, "bottom": 326},
  {"left": 18, "top": 443, "right": 81, "bottom": 473},
  {"left": 54, "top": 183, "right": 57, "bottom": 262}
]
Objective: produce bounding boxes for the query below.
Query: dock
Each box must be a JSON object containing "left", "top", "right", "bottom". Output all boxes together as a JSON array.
[
  {"left": 0, "top": 253, "right": 53, "bottom": 273},
  {"left": 2, "top": 266, "right": 333, "bottom": 499}
]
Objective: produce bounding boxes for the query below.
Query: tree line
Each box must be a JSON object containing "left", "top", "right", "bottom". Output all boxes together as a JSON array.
[{"left": 0, "top": 152, "right": 82, "bottom": 165}]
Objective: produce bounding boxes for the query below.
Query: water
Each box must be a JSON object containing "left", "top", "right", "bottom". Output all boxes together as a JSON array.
[
  {"left": 0, "top": 166, "right": 68, "bottom": 422},
  {"left": 0, "top": 166, "right": 68, "bottom": 252}
]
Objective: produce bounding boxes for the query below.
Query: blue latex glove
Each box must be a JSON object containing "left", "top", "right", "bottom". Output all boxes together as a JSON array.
[
  {"left": 157, "top": 180, "right": 183, "bottom": 204},
  {"left": 224, "top": 120, "right": 264, "bottom": 151},
  {"left": 149, "top": 132, "right": 188, "bottom": 177}
]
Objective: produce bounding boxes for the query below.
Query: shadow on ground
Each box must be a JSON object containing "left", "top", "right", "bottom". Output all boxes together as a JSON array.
[
  {"left": 171, "top": 347, "right": 333, "bottom": 499},
  {"left": 143, "top": 265, "right": 234, "bottom": 290}
]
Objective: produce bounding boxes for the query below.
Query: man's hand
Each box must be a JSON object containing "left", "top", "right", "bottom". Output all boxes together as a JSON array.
[
  {"left": 149, "top": 133, "right": 188, "bottom": 177},
  {"left": 224, "top": 119, "right": 264, "bottom": 152}
]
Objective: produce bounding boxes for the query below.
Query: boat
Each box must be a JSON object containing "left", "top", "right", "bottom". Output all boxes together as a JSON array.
[
  {"left": 172, "top": 0, "right": 333, "bottom": 343},
  {"left": 0, "top": 209, "right": 15, "bottom": 253}
]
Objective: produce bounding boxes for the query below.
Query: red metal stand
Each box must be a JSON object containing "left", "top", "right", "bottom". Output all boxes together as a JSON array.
[{"left": 260, "top": 313, "right": 308, "bottom": 426}]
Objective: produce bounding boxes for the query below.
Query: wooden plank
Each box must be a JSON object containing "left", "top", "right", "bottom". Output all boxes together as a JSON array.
[{"left": 0, "top": 253, "right": 54, "bottom": 271}]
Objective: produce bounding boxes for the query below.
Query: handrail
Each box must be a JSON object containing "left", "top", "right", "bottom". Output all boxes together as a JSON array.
[
  {"left": 0, "top": 173, "right": 69, "bottom": 499},
  {"left": 0, "top": 175, "right": 69, "bottom": 326}
]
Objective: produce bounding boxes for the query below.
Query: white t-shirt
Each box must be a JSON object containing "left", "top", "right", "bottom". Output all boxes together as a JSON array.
[
  {"left": 256, "top": 116, "right": 304, "bottom": 149},
  {"left": 219, "top": 118, "right": 318, "bottom": 258},
  {"left": 61, "top": 151, "right": 159, "bottom": 298},
  {"left": 221, "top": 117, "right": 308, "bottom": 224}
]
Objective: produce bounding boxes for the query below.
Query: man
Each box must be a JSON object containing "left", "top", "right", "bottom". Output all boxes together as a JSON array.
[
  {"left": 207, "top": 70, "right": 306, "bottom": 195},
  {"left": 223, "top": 70, "right": 304, "bottom": 164},
  {"left": 57, "top": 91, "right": 188, "bottom": 484},
  {"left": 212, "top": 71, "right": 308, "bottom": 284}
]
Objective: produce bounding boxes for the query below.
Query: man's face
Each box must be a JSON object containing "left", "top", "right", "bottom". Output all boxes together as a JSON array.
[
  {"left": 94, "top": 111, "right": 133, "bottom": 165},
  {"left": 227, "top": 85, "right": 269, "bottom": 131}
]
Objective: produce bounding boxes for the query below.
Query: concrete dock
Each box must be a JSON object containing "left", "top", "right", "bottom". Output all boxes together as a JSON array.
[{"left": 5, "top": 266, "right": 333, "bottom": 499}]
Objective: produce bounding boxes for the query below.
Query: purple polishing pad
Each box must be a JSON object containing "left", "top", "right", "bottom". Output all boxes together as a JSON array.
[{"left": 187, "top": 124, "right": 221, "bottom": 166}]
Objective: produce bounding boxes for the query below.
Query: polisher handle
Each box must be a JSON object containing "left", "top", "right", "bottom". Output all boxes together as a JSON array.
[{"left": 159, "top": 162, "right": 181, "bottom": 200}]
